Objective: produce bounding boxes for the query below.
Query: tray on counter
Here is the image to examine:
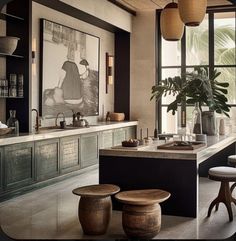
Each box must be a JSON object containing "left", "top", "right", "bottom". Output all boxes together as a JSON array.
[{"left": 157, "top": 141, "right": 206, "bottom": 150}]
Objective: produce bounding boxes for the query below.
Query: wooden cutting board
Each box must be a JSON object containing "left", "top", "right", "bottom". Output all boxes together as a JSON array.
[{"left": 157, "top": 141, "right": 206, "bottom": 150}]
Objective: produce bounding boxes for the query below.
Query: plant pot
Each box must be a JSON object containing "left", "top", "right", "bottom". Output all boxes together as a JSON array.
[{"left": 202, "top": 111, "right": 216, "bottom": 136}]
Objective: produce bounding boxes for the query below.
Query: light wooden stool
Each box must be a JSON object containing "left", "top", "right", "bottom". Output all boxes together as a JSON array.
[
  {"left": 207, "top": 166, "right": 236, "bottom": 221},
  {"left": 228, "top": 155, "right": 236, "bottom": 193},
  {"left": 115, "top": 189, "right": 170, "bottom": 239},
  {"left": 72, "top": 184, "right": 120, "bottom": 235}
]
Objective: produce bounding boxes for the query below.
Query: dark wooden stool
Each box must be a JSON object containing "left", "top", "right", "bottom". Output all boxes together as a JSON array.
[
  {"left": 228, "top": 155, "right": 236, "bottom": 193},
  {"left": 115, "top": 189, "right": 170, "bottom": 239},
  {"left": 207, "top": 166, "right": 236, "bottom": 222},
  {"left": 72, "top": 184, "right": 120, "bottom": 235}
]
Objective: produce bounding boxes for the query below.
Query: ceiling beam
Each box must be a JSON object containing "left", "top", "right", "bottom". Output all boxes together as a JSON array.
[
  {"left": 107, "top": 0, "right": 136, "bottom": 15},
  {"left": 227, "top": 0, "right": 236, "bottom": 5}
]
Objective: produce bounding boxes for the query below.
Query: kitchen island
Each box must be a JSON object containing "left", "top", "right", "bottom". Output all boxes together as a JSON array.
[{"left": 99, "top": 135, "right": 236, "bottom": 218}]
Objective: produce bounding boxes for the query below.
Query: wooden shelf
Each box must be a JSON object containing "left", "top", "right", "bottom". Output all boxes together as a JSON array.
[
  {"left": 0, "top": 53, "right": 24, "bottom": 58},
  {"left": 0, "top": 12, "right": 24, "bottom": 21},
  {"left": 0, "top": 96, "right": 24, "bottom": 99}
]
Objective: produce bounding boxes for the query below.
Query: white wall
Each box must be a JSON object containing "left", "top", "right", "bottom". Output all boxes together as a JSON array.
[
  {"left": 32, "top": 1, "right": 121, "bottom": 128},
  {"left": 60, "top": 0, "right": 132, "bottom": 33},
  {"left": 130, "top": 11, "right": 156, "bottom": 138}
]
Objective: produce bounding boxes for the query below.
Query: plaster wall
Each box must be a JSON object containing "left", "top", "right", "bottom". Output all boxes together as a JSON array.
[
  {"left": 130, "top": 10, "right": 156, "bottom": 138},
  {"left": 32, "top": 1, "right": 117, "bottom": 128},
  {"left": 60, "top": 0, "right": 132, "bottom": 32}
]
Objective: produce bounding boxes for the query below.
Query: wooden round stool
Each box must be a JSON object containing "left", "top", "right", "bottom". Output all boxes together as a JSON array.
[
  {"left": 228, "top": 155, "right": 236, "bottom": 193},
  {"left": 115, "top": 189, "right": 170, "bottom": 239},
  {"left": 207, "top": 166, "right": 236, "bottom": 222},
  {"left": 72, "top": 184, "right": 120, "bottom": 235}
]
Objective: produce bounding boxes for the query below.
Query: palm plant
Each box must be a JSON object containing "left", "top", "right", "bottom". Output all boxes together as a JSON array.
[{"left": 151, "top": 67, "right": 231, "bottom": 117}]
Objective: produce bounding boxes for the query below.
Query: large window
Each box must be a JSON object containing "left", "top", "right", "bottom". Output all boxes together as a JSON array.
[{"left": 158, "top": 10, "right": 236, "bottom": 134}]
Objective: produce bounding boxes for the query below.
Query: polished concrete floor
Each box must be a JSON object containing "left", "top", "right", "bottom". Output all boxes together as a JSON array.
[{"left": 0, "top": 168, "right": 236, "bottom": 240}]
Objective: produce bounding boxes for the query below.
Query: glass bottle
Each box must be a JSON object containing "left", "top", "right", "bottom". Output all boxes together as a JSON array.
[
  {"left": 192, "top": 102, "right": 202, "bottom": 134},
  {"left": 7, "top": 110, "right": 19, "bottom": 135}
]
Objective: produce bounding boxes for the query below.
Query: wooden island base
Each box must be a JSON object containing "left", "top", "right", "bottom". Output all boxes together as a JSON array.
[{"left": 99, "top": 136, "right": 236, "bottom": 218}]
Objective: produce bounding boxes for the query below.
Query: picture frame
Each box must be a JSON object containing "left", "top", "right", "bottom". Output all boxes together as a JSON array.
[{"left": 39, "top": 18, "right": 100, "bottom": 118}]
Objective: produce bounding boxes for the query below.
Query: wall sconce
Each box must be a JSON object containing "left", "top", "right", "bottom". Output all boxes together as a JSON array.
[
  {"left": 32, "top": 38, "right": 36, "bottom": 76},
  {"left": 32, "top": 38, "right": 36, "bottom": 63},
  {"left": 106, "top": 52, "right": 114, "bottom": 94}
]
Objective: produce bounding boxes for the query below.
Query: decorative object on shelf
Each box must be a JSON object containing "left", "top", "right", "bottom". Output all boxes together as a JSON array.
[
  {"left": 160, "top": 1, "right": 184, "bottom": 41},
  {"left": 151, "top": 67, "right": 231, "bottom": 135},
  {"left": 192, "top": 102, "right": 202, "bottom": 134},
  {"left": 18, "top": 74, "right": 24, "bottom": 97},
  {"left": 0, "top": 79, "right": 8, "bottom": 97},
  {"left": 106, "top": 52, "right": 114, "bottom": 93},
  {"left": 6, "top": 109, "right": 19, "bottom": 135},
  {"left": 109, "top": 112, "right": 125, "bottom": 121},
  {"left": 40, "top": 19, "right": 100, "bottom": 119},
  {"left": 178, "top": 0, "right": 207, "bottom": 26},
  {"left": 0, "top": 36, "right": 20, "bottom": 55},
  {"left": 9, "top": 74, "right": 17, "bottom": 97}
]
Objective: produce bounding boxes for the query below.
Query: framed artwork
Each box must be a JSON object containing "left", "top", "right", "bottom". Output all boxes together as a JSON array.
[{"left": 40, "top": 19, "right": 100, "bottom": 118}]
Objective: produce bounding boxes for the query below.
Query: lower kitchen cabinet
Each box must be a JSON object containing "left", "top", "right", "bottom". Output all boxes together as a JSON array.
[
  {"left": 0, "top": 148, "right": 3, "bottom": 192},
  {"left": 80, "top": 133, "right": 99, "bottom": 168},
  {"left": 125, "top": 126, "right": 137, "bottom": 140},
  {"left": 101, "top": 130, "right": 113, "bottom": 148},
  {"left": 113, "top": 128, "right": 126, "bottom": 146},
  {"left": 4, "top": 142, "right": 34, "bottom": 190},
  {"left": 35, "top": 139, "right": 59, "bottom": 181},
  {"left": 60, "top": 135, "right": 80, "bottom": 174}
]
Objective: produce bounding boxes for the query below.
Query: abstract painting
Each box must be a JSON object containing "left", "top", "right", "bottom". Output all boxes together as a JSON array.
[{"left": 40, "top": 19, "right": 100, "bottom": 118}]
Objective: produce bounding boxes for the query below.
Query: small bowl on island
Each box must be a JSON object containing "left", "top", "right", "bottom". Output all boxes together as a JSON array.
[{"left": 122, "top": 139, "right": 139, "bottom": 147}]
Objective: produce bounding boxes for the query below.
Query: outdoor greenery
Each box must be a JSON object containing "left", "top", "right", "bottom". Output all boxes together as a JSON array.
[{"left": 151, "top": 67, "right": 231, "bottom": 117}]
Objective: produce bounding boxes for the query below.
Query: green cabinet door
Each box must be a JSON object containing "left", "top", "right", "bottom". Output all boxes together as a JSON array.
[
  {"left": 35, "top": 139, "right": 59, "bottom": 181},
  {"left": 0, "top": 148, "right": 3, "bottom": 192},
  {"left": 113, "top": 128, "right": 126, "bottom": 146},
  {"left": 125, "top": 126, "right": 137, "bottom": 140},
  {"left": 60, "top": 135, "right": 80, "bottom": 174},
  {"left": 4, "top": 142, "right": 34, "bottom": 190},
  {"left": 101, "top": 130, "right": 113, "bottom": 148},
  {"left": 80, "top": 133, "right": 99, "bottom": 168}
]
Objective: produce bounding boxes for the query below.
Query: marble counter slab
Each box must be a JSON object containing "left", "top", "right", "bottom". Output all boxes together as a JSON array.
[
  {"left": 0, "top": 121, "right": 138, "bottom": 146},
  {"left": 100, "top": 134, "right": 236, "bottom": 163}
]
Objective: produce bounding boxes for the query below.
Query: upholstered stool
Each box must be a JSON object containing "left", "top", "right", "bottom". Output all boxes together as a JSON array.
[
  {"left": 207, "top": 166, "right": 236, "bottom": 221},
  {"left": 228, "top": 155, "right": 236, "bottom": 193},
  {"left": 72, "top": 184, "right": 120, "bottom": 235},
  {"left": 115, "top": 189, "right": 170, "bottom": 239}
]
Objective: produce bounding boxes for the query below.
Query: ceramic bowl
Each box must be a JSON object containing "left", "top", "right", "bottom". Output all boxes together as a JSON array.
[
  {"left": 0, "top": 36, "right": 20, "bottom": 55},
  {"left": 0, "top": 128, "right": 12, "bottom": 135}
]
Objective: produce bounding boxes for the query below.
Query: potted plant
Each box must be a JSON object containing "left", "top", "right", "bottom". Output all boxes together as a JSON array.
[{"left": 151, "top": 67, "right": 231, "bottom": 135}]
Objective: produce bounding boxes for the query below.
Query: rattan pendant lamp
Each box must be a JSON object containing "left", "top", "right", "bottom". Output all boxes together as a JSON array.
[
  {"left": 178, "top": 0, "right": 207, "bottom": 26},
  {"left": 160, "top": 1, "right": 184, "bottom": 41}
]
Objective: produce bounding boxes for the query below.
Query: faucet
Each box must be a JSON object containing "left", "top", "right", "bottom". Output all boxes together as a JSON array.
[
  {"left": 55, "top": 112, "right": 65, "bottom": 127},
  {"left": 32, "top": 109, "right": 40, "bottom": 132}
]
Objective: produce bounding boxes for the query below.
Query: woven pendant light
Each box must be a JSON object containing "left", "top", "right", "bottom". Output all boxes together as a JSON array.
[
  {"left": 178, "top": 0, "right": 207, "bottom": 26},
  {"left": 160, "top": 2, "right": 184, "bottom": 41}
]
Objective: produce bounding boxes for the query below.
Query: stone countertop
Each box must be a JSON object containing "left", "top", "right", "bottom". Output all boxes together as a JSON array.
[
  {"left": 99, "top": 134, "right": 236, "bottom": 163},
  {"left": 0, "top": 121, "right": 138, "bottom": 146}
]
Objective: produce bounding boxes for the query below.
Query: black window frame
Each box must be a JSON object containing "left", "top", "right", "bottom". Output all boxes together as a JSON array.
[{"left": 156, "top": 7, "right": 236, "bottom": 133}]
